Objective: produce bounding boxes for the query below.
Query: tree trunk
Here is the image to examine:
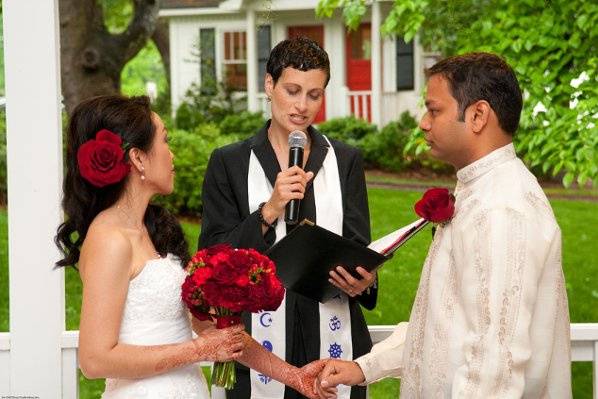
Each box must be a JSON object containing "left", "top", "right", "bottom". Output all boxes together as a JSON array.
[
  {"left": 59, "top": 0, "right": 159, "bottom": 114},
  {"left": 152, "top": 17, "right": 170, "bottom": 81}
]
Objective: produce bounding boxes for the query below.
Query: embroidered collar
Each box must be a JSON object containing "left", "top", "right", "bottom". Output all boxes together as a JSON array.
[{"left": 456, "top": 143, "right": 516, "bottom": 184}]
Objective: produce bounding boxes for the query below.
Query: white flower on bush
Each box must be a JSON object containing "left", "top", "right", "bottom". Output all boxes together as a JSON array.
[
  {"left": 532, "top": 101, "right": 547, "bottom": 117},
  {"left": 570, "top": 71, "right": 590, "bottom": 89}
]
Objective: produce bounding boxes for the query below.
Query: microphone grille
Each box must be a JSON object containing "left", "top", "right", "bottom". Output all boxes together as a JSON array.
[{"left": 288, "top": 130, "right": 308, "bottom": 148}]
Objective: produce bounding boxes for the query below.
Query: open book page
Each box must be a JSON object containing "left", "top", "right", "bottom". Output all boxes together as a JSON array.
[{"left": 368, "top": 218, "right": 428, "bottom": 256}]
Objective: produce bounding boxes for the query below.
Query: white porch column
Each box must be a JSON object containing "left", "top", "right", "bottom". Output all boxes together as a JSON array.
[
  {"left": 371, "top": 0, "right": 382, "bottom": 126},
  {"left": 3, "top": 0, "right": 65, "bottom": 397},
  {"left": 246, "top": 7, "right": 259, "bottom": 112},
  {"left": 324, "top": 17, "right": 347, "bottom": 119}
]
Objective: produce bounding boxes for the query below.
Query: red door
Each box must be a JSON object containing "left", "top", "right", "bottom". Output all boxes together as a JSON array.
[
  {"left": 346, "top": 24, "right": 372, "bottom": 121},
  {"left": 287, "top": 25, "right": 326, "bottom": 123}
]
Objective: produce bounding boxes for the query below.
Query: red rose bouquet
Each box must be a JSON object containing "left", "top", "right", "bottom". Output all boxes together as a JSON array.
[{"left": 181, "top": 244, "right": 285, "bottom": 389}]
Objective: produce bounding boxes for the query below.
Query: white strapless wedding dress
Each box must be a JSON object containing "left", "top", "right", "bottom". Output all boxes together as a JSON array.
[{"left": 102, "top": 254, "right": 210, "bottom": 399}]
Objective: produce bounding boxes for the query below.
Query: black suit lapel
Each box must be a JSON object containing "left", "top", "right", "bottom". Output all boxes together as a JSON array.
[{"left": 250, "top": 121, "right": 280, "bottom": 188}]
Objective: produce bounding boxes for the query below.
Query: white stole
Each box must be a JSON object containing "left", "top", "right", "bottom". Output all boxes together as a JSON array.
[{"left": 248, "top": 137, "right": 353, "bottom": 398}]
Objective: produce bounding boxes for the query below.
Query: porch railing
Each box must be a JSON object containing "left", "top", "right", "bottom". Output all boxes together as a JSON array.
[
  {"left": 1, "top": 323, "right": 597, "bottom": 397},
  {"left": 347, "top": 90, "right": 372, "bottom": 122}
]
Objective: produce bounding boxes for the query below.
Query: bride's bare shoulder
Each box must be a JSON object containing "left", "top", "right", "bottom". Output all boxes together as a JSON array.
[{"left": 79, "top": 212, "right": 133, "bottom": 277}]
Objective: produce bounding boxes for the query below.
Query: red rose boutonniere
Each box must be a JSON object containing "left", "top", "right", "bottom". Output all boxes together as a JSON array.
[
  {"left": 77, "top": 129, "right": 130, "bottom": 188},
  {"left": 414, "top": 188, "right": 455, "bottom": 236},
  {"left": 181, "top": 244, "right": 285, "bottom": 389}
]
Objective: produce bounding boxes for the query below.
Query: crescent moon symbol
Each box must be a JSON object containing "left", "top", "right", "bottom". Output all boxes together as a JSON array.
[{"left": 259, "top": 312, "right": 272, "bottom": 327}]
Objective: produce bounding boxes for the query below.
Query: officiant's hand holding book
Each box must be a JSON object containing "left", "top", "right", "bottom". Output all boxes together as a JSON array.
[{"left": 266, "top": 188, "right": 455, "bottom": 302}]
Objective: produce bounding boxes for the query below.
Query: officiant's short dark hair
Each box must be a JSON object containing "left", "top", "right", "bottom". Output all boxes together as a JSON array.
[
  {"left": 426, "top": 52, "right": 522, "bottom": 135},
  {"left": 266, "top": 36, "right": 330, "bottom": 86}
]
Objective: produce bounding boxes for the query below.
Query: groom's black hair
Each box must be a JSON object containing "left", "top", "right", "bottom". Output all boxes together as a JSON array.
[
  {"left": 426, "top": 52, "right": 523, "bottom": 135},
  {"left": 266, "top": 36, "right": 330, "bottom": 86}
]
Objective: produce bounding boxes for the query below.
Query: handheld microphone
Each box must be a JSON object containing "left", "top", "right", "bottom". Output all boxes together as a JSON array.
[{"left": 285, "top": 130, "right": 308, "bottom": 225}]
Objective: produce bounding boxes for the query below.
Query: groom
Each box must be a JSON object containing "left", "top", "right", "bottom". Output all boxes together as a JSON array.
[{"left": 315, "top": 53, "right": 572, "bottom": 398}]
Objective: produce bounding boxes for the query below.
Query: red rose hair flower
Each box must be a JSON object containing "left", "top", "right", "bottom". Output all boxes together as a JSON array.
[
  {"left": 77, "top": 129, "right": 130, "bottom": 188},
  {"left": 414, "top": 187, "right": 455, "bottom": 223}
]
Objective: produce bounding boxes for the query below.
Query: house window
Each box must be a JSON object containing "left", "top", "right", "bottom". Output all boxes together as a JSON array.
[
  {"left": 257, "top": 26, "right": 271, "bottom": 91},
  {"left": 223, "top": 31, "right": 247, "bottom": 90},
  {"left": 396, "top": 37, "right": 414, "bottom": 91},
  {"left": 199, "top": 28, "right": 216, "bottom": 92}
]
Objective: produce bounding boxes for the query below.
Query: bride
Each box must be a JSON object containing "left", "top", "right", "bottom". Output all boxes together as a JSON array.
[{"left": 55, "top": 95, "right": 329, "bottom": 398}]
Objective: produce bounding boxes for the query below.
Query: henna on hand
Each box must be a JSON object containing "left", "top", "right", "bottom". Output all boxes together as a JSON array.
[
  {"left": 238, "top": 335, "right": 326, "bottom": 399},
  {"left": 194, "top": 325, "right": 245, "bottom": 362}
]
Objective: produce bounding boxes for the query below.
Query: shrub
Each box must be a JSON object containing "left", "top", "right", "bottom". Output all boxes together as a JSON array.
[
  {"left": 316, "top": 116, "right": 377, "bottom": 147},
  {"left": 174, "top": 82, "right": 247, "bottom": 130},
  {"left": 152, "top": 125, "right": 241, "bottom": 217},
  {"left": 361, "top": 112, "right": 416, "bottom": 172},
  {"left": 219, "top": 111, "right": 266, "bottom": 139}
]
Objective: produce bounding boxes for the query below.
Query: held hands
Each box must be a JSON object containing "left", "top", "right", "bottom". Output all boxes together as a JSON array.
[
  {"left": 193, "top": 325, "right": 245, "bottom": 362},
  {"left": 315, "top": 359, "right": 366, "bottom": 399},
  {"left": 261, "top": 166, "right": 314, "bottom": 224},
  {"left": 329, "top": 266, "right": 376, "bottom": 298},
  {"left": 291, "top": 360, "right": 335, "bottom": 399}
]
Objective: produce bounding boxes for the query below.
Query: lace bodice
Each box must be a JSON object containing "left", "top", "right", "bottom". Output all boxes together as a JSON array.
[{"left": 102, "top": 254, "right": 210, "bottom": 399}]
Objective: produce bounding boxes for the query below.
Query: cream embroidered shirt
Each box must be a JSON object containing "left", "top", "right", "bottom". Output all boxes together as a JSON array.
[{"left": 356, "top": 143, "right": 571, "bottom": 398}]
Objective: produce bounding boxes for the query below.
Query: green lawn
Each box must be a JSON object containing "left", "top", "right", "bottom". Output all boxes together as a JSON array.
[{"left": 0, "top": 187, "right": 596, "bottom": 397}]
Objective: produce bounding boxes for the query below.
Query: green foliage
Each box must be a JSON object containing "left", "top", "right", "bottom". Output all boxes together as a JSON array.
[
  {"left": 318, "top": 0, "right": 598, "bottom": 186},
  {"left": 175, "top": 82, "right": 247, "bottom": 130},
  {"left": 101, "top": 0, "right": 133, "bottom": 33},
  {"left": 121, "top": 40, "right": 168, "bottom": 100},
  {"left": 219, "top": 111, "right": 266, "bottom": 139},
  {"left": 316, "top": 0, "right": 367, "bottom": 31},
  {"left": 152, "top": 126, "right": 241, "bottom": 217},
  {"left": 361, "top": 112, "right": 416, "bottom": 172},
  {"left": 317, "top": 115, "right": 377, "bottom": 147}
]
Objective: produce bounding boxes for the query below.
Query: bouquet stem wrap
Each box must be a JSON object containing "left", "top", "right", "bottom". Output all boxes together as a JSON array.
[{"left": 212, "top": 309, "right": 242, "bottom": 389}]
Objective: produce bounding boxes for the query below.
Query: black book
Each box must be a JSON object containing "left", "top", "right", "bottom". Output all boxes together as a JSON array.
[{"left": 266, "top": 218, "right": 428, "bottom": 302}]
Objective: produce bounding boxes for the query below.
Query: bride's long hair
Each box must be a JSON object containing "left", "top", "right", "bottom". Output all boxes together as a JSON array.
[{"left": 55, "top": 95, "right": 190, "bottom": 268}]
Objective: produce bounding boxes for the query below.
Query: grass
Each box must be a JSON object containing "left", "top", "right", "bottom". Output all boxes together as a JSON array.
[
  {"left": 365, "top": 170, "right": 598, "bottom": 199},
  {"left": 1, "top": 186, "right": 596, "bottom": 397}
]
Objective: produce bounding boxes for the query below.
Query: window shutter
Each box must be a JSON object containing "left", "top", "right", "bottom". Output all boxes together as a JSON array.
[
  {"left": 396, "top": 37, "right": 414, "bottom": 91},
  {"left": 200, "top": 28, "right": 216, "bottom": 93},
  {"left": 257, "top": 26, "right": 271, "bottom": 92}
]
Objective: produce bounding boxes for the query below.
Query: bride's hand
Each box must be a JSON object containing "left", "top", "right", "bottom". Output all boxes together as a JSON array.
[
  {"left": 193, "top": 325, "right": 245, "bottom": 362},
  {"left": 293, "top": 360, "right": 336, "bottom": 399},
  {"left": 190, "top": 315, "right": 215, "bottom": 335}
]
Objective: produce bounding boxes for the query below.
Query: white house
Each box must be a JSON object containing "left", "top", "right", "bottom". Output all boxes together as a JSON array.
[{"left": 160, "top": 0, "right": 437, "bottom": 126}]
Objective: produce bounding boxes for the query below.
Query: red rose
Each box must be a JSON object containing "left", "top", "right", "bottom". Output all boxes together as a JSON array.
[
  {"left": 77, "top": 129, "right": 130, "bottom": 187},
  {"left": 191, "top": 266, "right": 213, "bottom": 286},
  {"left": 181, "top": 276, "right": 210, "bottom": 320},
  {"left": 414, "top": 188, "right": 455, "bottom": 223},
  {"left": 182, "top": 244, "right": 285, "bottom": 321}
]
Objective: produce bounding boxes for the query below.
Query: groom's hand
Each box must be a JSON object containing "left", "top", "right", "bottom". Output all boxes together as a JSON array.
[
  {"left": 316, "top": 359, "right": 365, "bottom": 398},
  {"left": 328, "top": 266, "right": 375, "bottom": 297},
  {"left": 292, "top": 360, "right": 335, "bottom": 399}
]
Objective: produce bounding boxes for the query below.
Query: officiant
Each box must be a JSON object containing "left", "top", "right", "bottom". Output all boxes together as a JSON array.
[{"left": 199, "top": 36, "right": 377, "bottom": 399}]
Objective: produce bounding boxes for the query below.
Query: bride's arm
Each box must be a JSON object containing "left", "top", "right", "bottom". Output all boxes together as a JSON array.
[
  {"left": 237, "top": 334, "right": 332, "bottom": 399},
  {"left": 77, "top": 227, "right": 244, "bottom": 379}
]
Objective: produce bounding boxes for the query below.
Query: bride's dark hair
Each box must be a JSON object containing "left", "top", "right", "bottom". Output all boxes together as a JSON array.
[{"left": 55, "top": 95, "right": 190, "bottom": 268}]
